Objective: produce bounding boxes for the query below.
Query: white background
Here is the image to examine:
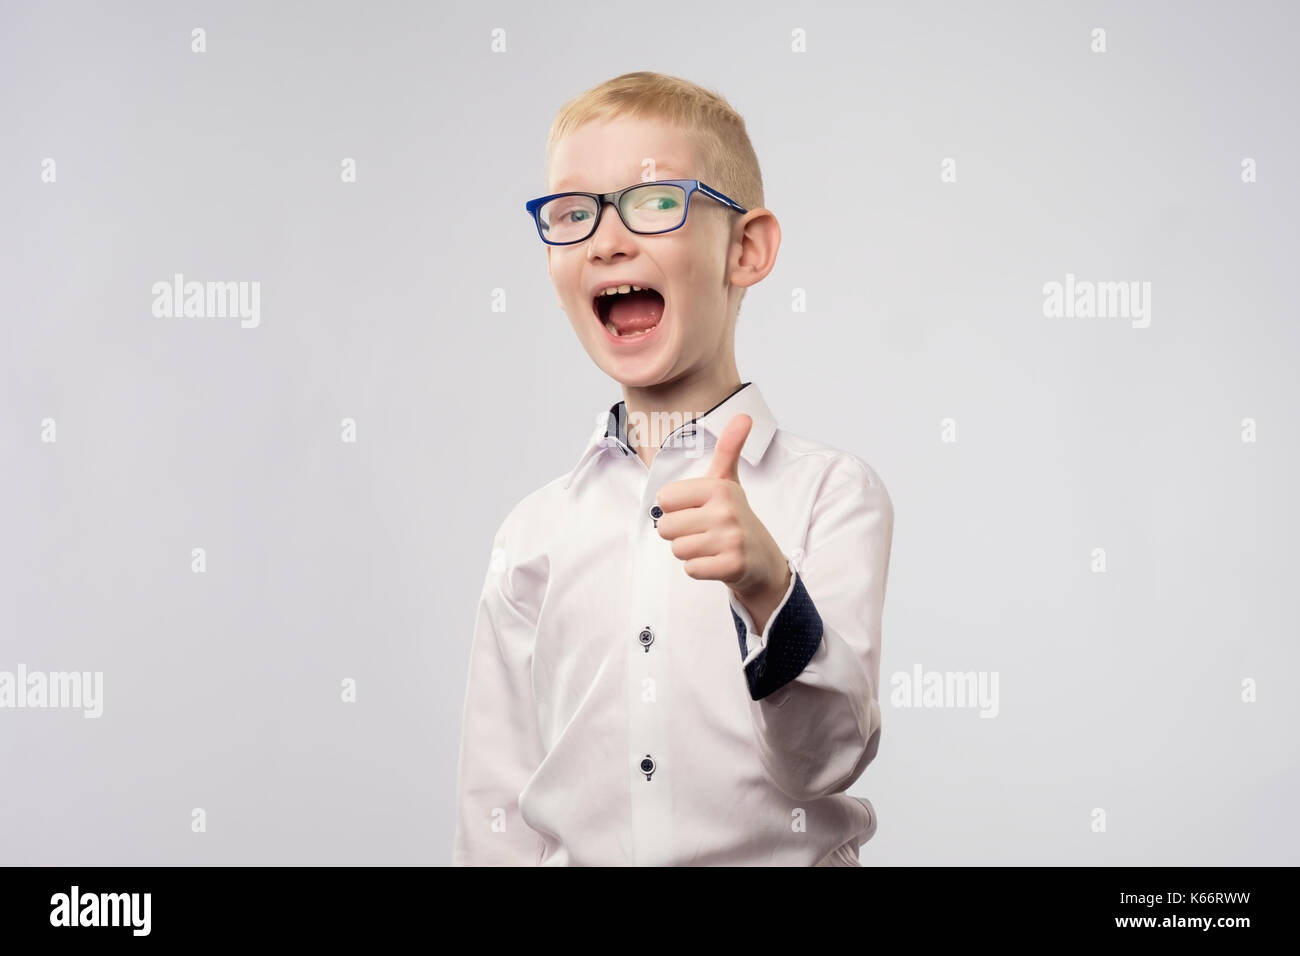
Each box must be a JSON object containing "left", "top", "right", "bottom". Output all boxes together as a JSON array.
[{"left": 2, "top": 0, "right": 1297, "bottom": 864}]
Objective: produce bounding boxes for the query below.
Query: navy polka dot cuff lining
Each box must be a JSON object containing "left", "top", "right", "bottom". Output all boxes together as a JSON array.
[{"left": 731, "top": 571, "right": 823, "bottom": 701}]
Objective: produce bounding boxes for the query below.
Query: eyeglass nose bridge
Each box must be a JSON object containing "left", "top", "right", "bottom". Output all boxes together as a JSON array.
[{"left": 587, "top": 190, "right": 629, "bottom": 240}]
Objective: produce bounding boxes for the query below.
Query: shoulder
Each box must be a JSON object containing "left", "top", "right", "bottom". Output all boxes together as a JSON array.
[
  {"left": 488, "top": 470, "right": 573, "bottom": 548},
  {"left": 767, "top": 430, "right": 894, "bottom": 556},
  {"left": 766, "top": 427, "right": 891, "bottom": 503}
]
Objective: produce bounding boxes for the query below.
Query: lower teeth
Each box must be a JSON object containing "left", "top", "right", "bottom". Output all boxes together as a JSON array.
[{"left": 605, "top": 322, "right": 654, "bottom": 338}]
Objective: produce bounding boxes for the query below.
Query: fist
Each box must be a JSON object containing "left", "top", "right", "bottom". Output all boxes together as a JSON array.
[{"left": 654, "top": 413, "right": 790, "bottom": 606}]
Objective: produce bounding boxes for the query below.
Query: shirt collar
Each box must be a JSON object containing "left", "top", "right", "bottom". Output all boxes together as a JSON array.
[{"left": 564, "top": 382, "right": 779, "bottom": 490}]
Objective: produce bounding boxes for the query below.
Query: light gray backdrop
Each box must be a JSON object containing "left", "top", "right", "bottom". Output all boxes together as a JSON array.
[{"left": 2, "top": 0, "right": 1297, "bottom": 865}]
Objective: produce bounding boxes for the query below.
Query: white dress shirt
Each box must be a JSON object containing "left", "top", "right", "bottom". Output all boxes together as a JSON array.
[{"left": 452, "top": 382, "right": 894, "bottom": 866}]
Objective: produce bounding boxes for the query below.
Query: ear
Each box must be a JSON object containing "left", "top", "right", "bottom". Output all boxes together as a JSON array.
[{"left": 727, "top": 208, "right": 781, "bottom": 293}]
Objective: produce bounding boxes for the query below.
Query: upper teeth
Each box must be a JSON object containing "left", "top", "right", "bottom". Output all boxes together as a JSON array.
[{"left": 598, "top": 284, "right": 650, "bottom": 296}]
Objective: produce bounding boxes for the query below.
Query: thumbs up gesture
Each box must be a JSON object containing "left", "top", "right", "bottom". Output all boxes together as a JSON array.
[{"left": 654, "top": 414, "right": 792, "bottom": 631}]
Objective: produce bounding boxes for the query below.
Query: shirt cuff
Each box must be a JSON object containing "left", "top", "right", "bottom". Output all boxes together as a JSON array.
[{"left": 728, "top": 557, "right": 824, "bottom": 701}]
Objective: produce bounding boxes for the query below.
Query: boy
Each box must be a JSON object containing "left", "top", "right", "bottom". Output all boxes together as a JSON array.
[{"left": 452, "top": 72, "right": 894, "bottom": 866}]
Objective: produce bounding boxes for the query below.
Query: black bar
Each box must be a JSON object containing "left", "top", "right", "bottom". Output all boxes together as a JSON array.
[{"left": 0, "top": 865, "right": 1284, "bottom": 942}]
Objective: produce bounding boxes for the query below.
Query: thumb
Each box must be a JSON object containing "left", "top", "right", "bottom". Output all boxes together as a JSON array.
[{"left": 708, "top": 414, "right": 752, "bottom": 482}]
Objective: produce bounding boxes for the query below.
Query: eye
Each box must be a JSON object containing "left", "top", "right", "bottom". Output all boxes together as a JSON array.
[
  {"left": 553, "top": 205, "right": 591, "bottom": 224},
  {"left": 632, "top": 195, "right": 679, "bottom": 214}
]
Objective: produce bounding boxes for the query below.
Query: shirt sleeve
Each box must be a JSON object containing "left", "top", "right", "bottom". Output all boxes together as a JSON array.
[
  {"left": 451, "top": 517, "right": 548, "bottom": 866},
  {"left": 726, "top": 454, "right": 894, "bottom": 802}
]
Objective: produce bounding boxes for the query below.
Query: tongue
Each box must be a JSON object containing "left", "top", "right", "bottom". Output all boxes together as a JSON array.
[{"left": 609, "top": 290, "right": 664, "bottom": 333}]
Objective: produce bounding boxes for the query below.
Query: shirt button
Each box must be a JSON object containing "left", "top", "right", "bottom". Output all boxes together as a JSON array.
[
  {"left": 640, "top": 755, "right": 656, "bottom": 781},
  {"left": 638, "top": 626, "right": 654, "bottom": 652}
]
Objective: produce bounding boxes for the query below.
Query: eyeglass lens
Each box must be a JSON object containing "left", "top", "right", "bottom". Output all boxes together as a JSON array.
[{"left": 539, "top": 183, "right": 687, "bottom": 243}]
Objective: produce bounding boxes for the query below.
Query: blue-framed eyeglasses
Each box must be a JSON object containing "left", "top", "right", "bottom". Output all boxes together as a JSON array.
[{"left": 525, "top": 179, "right": 747, "bottom": 246}]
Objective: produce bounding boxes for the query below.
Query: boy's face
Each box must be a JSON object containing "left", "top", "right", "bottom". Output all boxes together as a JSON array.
[{"left": 545, "top": 116, "right": 743, "bottom": 390}]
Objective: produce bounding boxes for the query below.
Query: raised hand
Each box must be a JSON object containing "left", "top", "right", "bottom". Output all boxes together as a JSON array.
[{"left": 654, "top": 414, "right": 791, "bottom": 631}]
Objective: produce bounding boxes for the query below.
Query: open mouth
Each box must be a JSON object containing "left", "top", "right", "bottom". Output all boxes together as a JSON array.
[{"left": 593, "top": 285, "right": 666, "bottom": 339}]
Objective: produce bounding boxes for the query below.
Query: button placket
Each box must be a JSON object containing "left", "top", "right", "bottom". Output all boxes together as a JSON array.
[{"left": 626, "top": 466, "right": 678, "bottom": 866}]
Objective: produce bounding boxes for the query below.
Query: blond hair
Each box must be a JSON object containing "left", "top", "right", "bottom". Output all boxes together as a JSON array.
[{"left": 545, "top": 71, "right": 764, "bottom": 214}]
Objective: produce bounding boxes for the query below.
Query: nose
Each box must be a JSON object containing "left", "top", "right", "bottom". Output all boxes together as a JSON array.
[{"left": 587, "top": 200, "right": 636, "bottom": 259}]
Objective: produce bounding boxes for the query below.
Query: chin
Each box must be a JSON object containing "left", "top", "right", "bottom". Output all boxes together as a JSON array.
[{"left": 590, "top": 319, "right": 677, "bottom": 378}]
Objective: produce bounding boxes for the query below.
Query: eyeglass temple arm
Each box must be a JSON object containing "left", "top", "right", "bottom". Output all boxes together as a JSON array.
[{"left": 697, "top": 182, "right": 747, "bottom": 213}]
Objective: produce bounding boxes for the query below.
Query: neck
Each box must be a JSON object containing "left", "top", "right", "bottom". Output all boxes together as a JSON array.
[{"left": 622, "top": 363, "right": 743, "bottom": 469}]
